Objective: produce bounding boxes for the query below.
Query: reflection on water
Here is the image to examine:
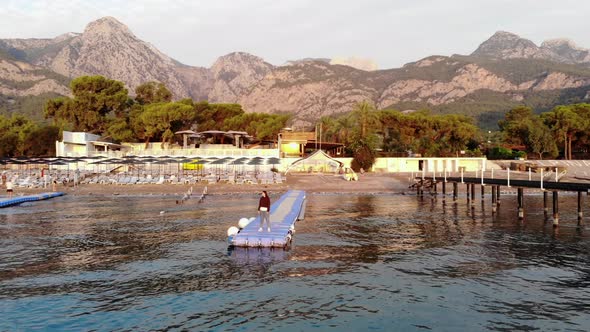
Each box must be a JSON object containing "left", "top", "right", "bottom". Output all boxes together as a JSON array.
[{"left": 1, "top": 193, "right": 590, "bottom": 331}]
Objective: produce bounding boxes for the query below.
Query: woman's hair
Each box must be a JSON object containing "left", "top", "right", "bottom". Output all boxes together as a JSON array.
[{"left": 262, "top": 190, "right": 268, "bottom": 196}]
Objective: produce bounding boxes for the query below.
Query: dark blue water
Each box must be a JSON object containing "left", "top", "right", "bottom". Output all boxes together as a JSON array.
[{"left": 1, "top": 192, "right": 590, "bottom": 331}]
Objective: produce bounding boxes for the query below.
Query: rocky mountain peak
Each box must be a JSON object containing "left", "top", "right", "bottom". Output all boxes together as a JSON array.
[
  {"left": 541, "top": 38, "right": 579, "bottom": 50},
  {"left": 541, "top": 38, "right": 590, "bottom": 63},
  {"left": 471, "top": 31, "right": 540, "bottom": 58},
  {"left": 83, "top": 16, "right": 133, "bottom": 37},
  {"left": 211, "top": 52, "right": 273, "bottom": 77},
  {"left": 209, "top": 52, "right": 274, "bottom": 102}
]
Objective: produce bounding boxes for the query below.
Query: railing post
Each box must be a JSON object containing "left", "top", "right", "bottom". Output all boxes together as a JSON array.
[
  {"left": 528, "top": 167, "right": 531, "bottom": 181},
  {"left": 507, "top": 168, "right": 511, "bottom": 187}
]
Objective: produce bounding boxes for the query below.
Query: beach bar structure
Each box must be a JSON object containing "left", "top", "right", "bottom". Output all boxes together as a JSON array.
[{"left": 228, "top": 190, "right": 306, "bottom": 248}]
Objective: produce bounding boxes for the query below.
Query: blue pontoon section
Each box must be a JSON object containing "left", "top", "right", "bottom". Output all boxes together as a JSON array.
[
  {"left": 0, "top": 192, "right": 65, "bottom": 208},
  {"left": 229, "top": 190, "right": 306, "bottom": 248}
]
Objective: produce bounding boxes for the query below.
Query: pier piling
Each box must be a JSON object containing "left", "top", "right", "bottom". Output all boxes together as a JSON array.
[
  {"left": 553, "top": 191, "right": 559, "bottom": 227},
  {"left": 578, "top": 191, "right": 583, "bottom": 226},
  {"left": 481, "top": 185, "right": 485, "bottom": 201},
  {"left": 491, "top": 185, "right": 497, "bottom": 213},
  {"left": 517, "top": 188, "right": 524, "bottom": 220},
  {"left": 543, "top": 191, "right": 548, "bottom": 220}
]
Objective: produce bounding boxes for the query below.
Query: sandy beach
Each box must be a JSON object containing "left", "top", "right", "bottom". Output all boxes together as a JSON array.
[{"left": 12, "top": 173, "right": 413, "bottom": 197}]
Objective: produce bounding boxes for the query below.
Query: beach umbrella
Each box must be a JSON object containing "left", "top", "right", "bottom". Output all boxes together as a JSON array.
[
  {"left": 186, "top": 158, "right": 209, "bottom": 177},
  {"left": 208, "top": 157, "right": 229, "bottom": 176},
  {"left": 151, "top": 159, "right": 169, "bottom": 176},
  {"left": 247, "top": 157, "right": 265, "bottom": 174},
  {"left": 266, "top": 157, "right": 281, "bottom": 165},
  {"left": 48, "top": 160, "right": 67, "bottom": 175},
  {"left": 229, "top": 157, "right": 249, "bottom": 175}
]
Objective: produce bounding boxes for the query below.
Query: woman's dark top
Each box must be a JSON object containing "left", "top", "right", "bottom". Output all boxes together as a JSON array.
[{"left": 258, "top": 195, "right": 271, "bottom": 212}]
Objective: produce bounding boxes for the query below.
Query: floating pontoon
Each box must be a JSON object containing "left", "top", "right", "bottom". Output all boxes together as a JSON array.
[
  {"left": 0, "top": 192, "right": 65, "bottom": 208},
  {"left": 228, "top": 190, "right": 306, "bottom": 248}
]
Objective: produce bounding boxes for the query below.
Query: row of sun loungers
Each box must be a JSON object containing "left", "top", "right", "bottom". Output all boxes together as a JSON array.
[
  {"left": 81, "top": 172, "right": 285, "bottom": 185},
  {"left": 2, "top": 170, "right": 285, "bottom": 188}
]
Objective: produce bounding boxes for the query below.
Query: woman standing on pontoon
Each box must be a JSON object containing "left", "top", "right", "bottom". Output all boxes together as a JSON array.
[{"left": 258, "top": 190, "right": 271, "bottom": 232}]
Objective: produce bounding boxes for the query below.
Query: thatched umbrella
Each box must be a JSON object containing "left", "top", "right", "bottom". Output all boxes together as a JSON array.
[{"left": 175, "top": 130, "right": 197, "bottom": 149}]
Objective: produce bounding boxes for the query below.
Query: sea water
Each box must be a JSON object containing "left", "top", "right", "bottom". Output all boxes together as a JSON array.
[{"left": 1, "top": 192, "right": 589, "bottom": 331}]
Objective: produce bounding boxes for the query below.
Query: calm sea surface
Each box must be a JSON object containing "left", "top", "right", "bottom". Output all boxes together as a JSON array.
[{"left": 1, "top": 191, "right": 590, "bottom": 331}]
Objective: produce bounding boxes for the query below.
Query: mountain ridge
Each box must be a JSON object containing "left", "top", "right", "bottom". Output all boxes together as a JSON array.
[{"left": 1, "top": 16, "right": 590, "bottom": 129}]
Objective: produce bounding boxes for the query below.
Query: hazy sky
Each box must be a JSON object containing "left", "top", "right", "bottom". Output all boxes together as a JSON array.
[{"left": 1, "top": 0, "right": 588, "bottom": 69}]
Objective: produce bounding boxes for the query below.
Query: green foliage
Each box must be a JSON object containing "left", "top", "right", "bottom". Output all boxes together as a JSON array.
[
  {"left": 194, "top": 102, "right": 244, "bottom": 131},
  {"left": 377, "top": 109, "right": 478, "bottom": 157},
  {"left": 0, "top": 93, "right": 63, "bottom": 123},
  {"left": 223, "top": 112, "right": 290, "bottom": 140},
  {"left": 136, "top": 101, "right": 195, "bottom": 144},
  {"left": 351, "top": 101, "right": 379, "bottom": 140},
  {"left": 488, "top": 147, "right": 526, "bottom": 160},
  {"left": 44, "top": 75, "right": 128, "bottom": 133},
  {"left": 350, "top": 140, "right": 377, "bottom": 172},
  {"left": 527, "top": 121, "right": 558, "bottom": 159},
  {"left": 0, "top": 114, "right": 59, "bottom": 157},
  {"left": 135, "top": 81, "right": 172, "bottom": 105},
  {"left": 21, "top": 125, "right": 60, "bottom": 156},
  {"left": 541, "top": 103, "right": 590, "bottom": 159},
  {"left": 105, "top": 117, "right": 136, "bottom": 143}
]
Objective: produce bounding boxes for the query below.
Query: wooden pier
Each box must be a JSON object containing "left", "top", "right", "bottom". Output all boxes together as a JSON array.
[
  {"left": 228, "top": 190, "right": 306, "bottom": 248},
  {"left": 413, "top": 175, "right": 590, "bottom": 227}
]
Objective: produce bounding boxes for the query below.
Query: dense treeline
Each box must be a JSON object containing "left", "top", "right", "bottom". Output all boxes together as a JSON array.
[
  {"left": 498, "top": 103, "right": 590, "bottom": 160},
  {"left": 318, "top": 101, "right": 481, "bottom": 170},
  {"left": 0, "top": 114, "right": 59, "bottom": 157},
  {"left": 2, "top": 74, "right": 589, "bottom": 164},
  {"left": 43, "top": 76, "right": 290, "bottom": 146}
]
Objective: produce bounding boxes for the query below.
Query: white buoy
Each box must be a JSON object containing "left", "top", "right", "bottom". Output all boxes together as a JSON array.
[
  {"left": 160, "top": 211, "right": 165, "bottom": 215},
  {"left": 238, "top": 217, "right": 251, "bottom": 229},
  {"left": 227, "top": 226, "right": 239, "bottom": 236}
]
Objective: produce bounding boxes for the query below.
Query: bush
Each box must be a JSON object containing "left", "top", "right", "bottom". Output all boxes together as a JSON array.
[
  {"left": 488, "top": 146, "right": 527, "bottom": 160},
  {"left": 351, "top": 142, "right": 376, "bottom": 172}
]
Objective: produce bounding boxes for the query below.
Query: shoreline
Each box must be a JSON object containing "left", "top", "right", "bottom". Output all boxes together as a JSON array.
[{"left": 11, "top": 173, "right": 414, "bottom": 197}]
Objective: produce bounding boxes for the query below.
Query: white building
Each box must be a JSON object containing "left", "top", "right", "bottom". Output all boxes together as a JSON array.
[{"left": 56, "top": 131, "right": 124, "bottom": 157}]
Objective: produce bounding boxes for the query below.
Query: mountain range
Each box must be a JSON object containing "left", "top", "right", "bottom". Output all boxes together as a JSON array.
[{"left": 1, "top": 17, "right": 590, "bottom": 129}]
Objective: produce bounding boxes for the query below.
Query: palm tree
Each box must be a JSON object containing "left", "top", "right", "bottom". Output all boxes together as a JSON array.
[{"left": 351, "top": 101, "right": 379, "bottom": 140}]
